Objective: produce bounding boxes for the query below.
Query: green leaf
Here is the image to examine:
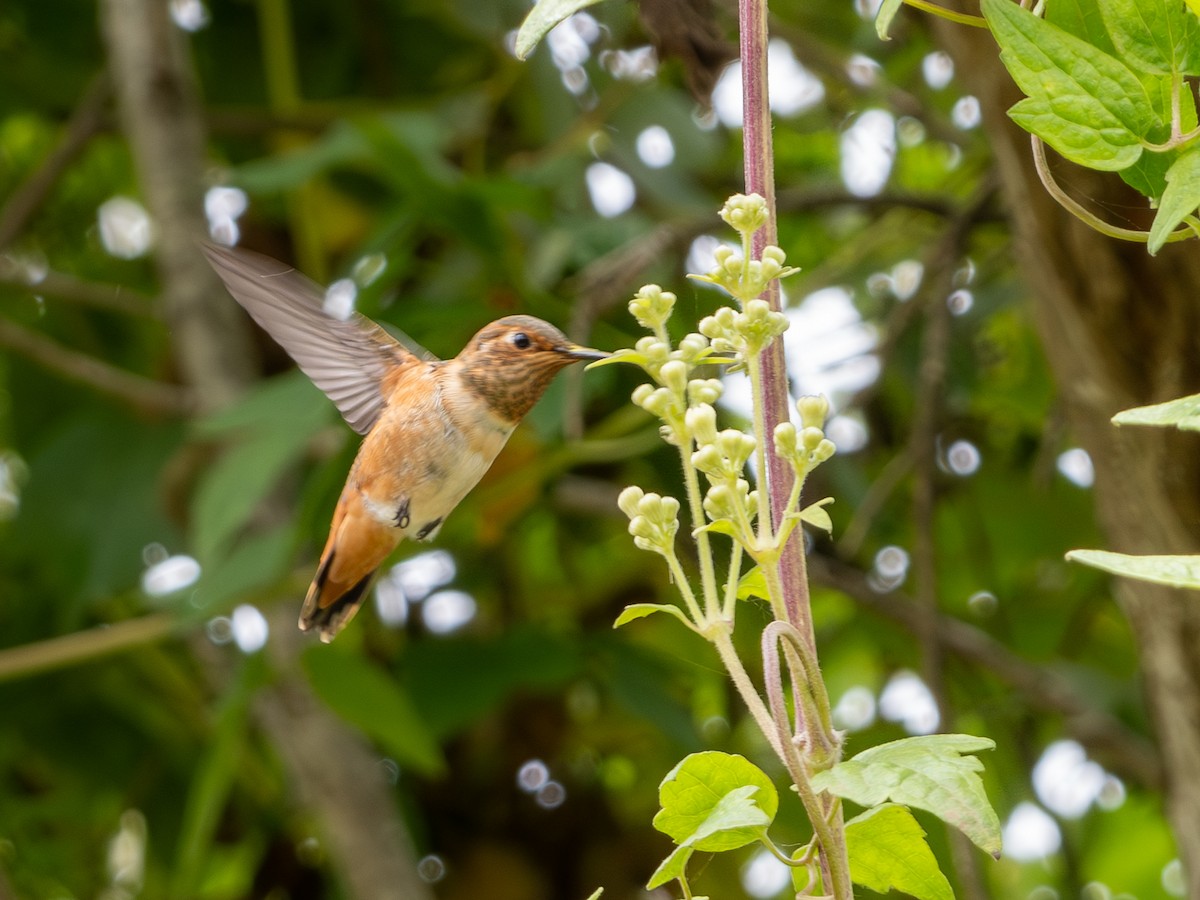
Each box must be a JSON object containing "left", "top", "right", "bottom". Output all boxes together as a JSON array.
[
  {"left": 613, "top": 602, "right": 695, "bottom": 630},
  {"left": 1148, "top": 147, "right": 1200, "bottom": 253},
  {"left": 811, "top": 734, "right": 1001, "bottom": 857},
  {"left": 1098, "top": 0, "right": 1200, "bottom": 76},
  {"left": 737, "top": 566, "right": 769, "bottom": 602},
  {"left": 875, "top": 0, "right": 905, "bottom": 40},
  {"left": 845, "top": 804, "right": 954, "bottom": 900},
  {"left": 692, "top": 518, "right": 743, "bottom": 540},
  {"left": 800, "top": 497, "right": 835, "bottom": 534},
  {"left": 1046, "top": 0, "right": 1118, "bottom": 51},
  {"left": 1066, "top": 549, "right": 1200, "bottom": 589},
  {"left": 514, "top": 0, "right": 608, "bottom": 60},
  {"left": 1112, "top": 392, "right": 1200, "bottom": 430},
  {"left": 302, "top": 647, "right": 445, "bottom": 776},
  {"left": 982, "top": 0, "right": 1155, "bottom": 170},
  {"left": 190, "top": 373, "right": 334, "bottom": 563},
  {"left": 646, "top": 845, "right": 694, "bottom": 890},
  {"left": 1008, "top": 97, "right": 1145, "bottom": 171},
  {"left": 653, "top": 751, "right": 779, "bottom": 852},
  {"left": 582, "top": 889, "right": 604, "bottom": 900}
]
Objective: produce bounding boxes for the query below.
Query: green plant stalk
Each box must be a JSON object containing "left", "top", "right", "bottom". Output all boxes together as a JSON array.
[
  {"left": 678, "top": 432, "right": 722, "bottom": 620},
  {"left": 664, "top": 548, "right": 707, "bottom": 626},
  {"left": 747, "top": 355, "right": 775, "bottom": 545},
  {"left": 722, "top": 541, "right": 744, "bottom": 620}
]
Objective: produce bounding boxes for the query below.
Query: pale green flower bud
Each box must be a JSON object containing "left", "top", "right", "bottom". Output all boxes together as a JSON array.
[
  {"left": 716, "top": 430, "right": 756, "bottom": 471},
  {"left": 813, "top": 438, "right": 836, "bottom": 463},
  {"left": 721, "top": 253, "right": 744, "bottom": 277},
  {"left": 659, "top": 359, "right": 689, "bottom": 393},
  {"left": 703, "top": 484, "right": 736, "bottom": 520},
  {"left": 774, "top": 422, "right": 798, "bottom": 460},
  {"left": 762, "top": 245, "right": 787, "bottom": 266},
  {"left": 686, "top": 404, "right": 719, "bottom": 446},
  {"left": 675, "top": 333, "right": 709, "bottom": 364},
  {"left": 801, "top": 426, "right": 825, "bottom": 453},
  {"left": 712, "top": 245, "right": 736, "bottom": 268},
  {"left": 691, "top": 444, "right": 724, "bottom": 476},
  {"left": 688, "top": 378, "right": 724, "bottom": 404},
  {"left": 639, "top": 386, "right": 680, "bottom": 419},
  {"left": 797, "top": 395, "right": 830, "bottom": 429},
  {"left": 631, "top": 384, "right": 655, "bottom": 407},
  {"left": 617, "top": 485, "right": 645, "bottom": 519}
]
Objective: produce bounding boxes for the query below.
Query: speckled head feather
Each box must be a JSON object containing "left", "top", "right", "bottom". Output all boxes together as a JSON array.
[{"left": 454, "top": 316, "right": 608, "bottom": 422}]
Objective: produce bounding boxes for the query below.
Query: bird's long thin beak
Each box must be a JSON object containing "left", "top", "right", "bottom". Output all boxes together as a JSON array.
[{"left": 562, "top": 344, "right": 610, "bottom": 361}]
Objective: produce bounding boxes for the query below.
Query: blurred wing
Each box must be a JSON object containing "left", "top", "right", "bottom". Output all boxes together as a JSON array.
[{"left": 202, "top": 242, "right": 435, "bottom": 435}]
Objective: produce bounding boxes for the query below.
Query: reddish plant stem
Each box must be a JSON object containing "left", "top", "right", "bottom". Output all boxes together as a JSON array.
[{"left": 739, "top": 0, "right": 815, "bottom": 650}]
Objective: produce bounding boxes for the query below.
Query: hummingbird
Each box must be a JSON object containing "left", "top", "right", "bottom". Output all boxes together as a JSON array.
[{"left": 202, "top": 243, "right": 608, "bottom": 642}]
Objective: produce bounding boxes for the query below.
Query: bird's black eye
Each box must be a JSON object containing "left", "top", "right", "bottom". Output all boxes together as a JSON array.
[{"left": 511, "top": 332, "right": 532, "bottom": 349}]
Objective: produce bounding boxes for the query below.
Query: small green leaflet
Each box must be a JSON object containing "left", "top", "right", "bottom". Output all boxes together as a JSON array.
[
  {"left": 1066, "top": 549, "right": 1200, "bottom": 590},
  {"left": 1097, "top": 0, "right": 1200, "bottom": 76},
  {"left": 646, "top": 845, "right": 693, "bottom": 890},
  {"left": 875, "top": 0, "right": 904, "bottom": 40},
  {"left": 982, "top": 0, "right": 1155, "bottom": 171},
  {"left": 1148, "top": 147, "right": 1200, "bottom": 254},
  {"left": 811, "top": 734, "right": 1001, "bottom": 857},
  {"left": 514, "top": 0, "right": 608, "bottom": 60},
  {"left": 612, "top": 602, "right": 696, "bottom": 631},
  {"left": 845, "top": 804, "right": 954, "bottom": 900},
  {"left": 1112, "top": 392, "right": 1200, "bottom": 430},
  {"left": 653, "top": 751, "right": 779, "bottom": 853}
]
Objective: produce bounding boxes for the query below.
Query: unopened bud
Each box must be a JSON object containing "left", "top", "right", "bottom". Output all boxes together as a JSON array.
[
  {"left": 617, "top": 485, "right": 645, "bottom": 519},
  {"left": 797, "top": 395, "right": 830, "bottom": 429},
  {"left": 688, "top": 379, "right": 724, "bottom": 405},
  {"left": 774, "top": 422, "right": 798, "bottom": 459},
  {"left": 659, "top": 359, "right": 689, "bottom": 393},
  {"left": 686, "top": 404, "right": 719, "bottom": 446},
  {"left": 801, "top": 426, "right": 825, "bottom": 453}
]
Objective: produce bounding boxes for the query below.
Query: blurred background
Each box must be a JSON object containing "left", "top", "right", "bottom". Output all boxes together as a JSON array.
[{"left": 2, "top": 0, "right": 1198, "bottom": 897}]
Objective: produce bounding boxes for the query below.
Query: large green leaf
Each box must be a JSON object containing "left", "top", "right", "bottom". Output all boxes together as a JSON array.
[
  {"left": 811, "top": 734, "right": 1001, "bottom": 857},
  {"left": 302, "top": 647, "right": 445, "bottom": 775},
  {"left": 1066, "top": 549, "right": 1200, "bottom": 589},
  {"left": 1097, "top": 0, "right": 1200, "bottom": 75},
  {"left": 652, "top": 751, "right": 778, "bottom": 852},
  {"left": 983, "top": 0, "right": 1155, "bottom": 170},
  {"left": 190, "top": 373, "right": 333, "bottom": 564},
  {"left": 844, "top": 804, "right": 954, "bottom": 900}
]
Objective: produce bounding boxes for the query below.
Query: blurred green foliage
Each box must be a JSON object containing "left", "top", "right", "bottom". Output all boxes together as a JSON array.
[{"left": 0, "top": 0, "right": 1176, "bottom": 898}]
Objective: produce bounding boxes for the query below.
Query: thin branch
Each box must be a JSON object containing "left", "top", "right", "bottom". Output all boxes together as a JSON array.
[
  {"left": 0, "top": 613, "right": 179, "bottom": 683},
  {"left": 0, "top": 317, "right": 193, "bottom": 415},
  {"left": 0, "top": 72, "right": 112, "bottom": 251},
  {"left": 0, "top": 268, "right": 157, "bottom": 318}
]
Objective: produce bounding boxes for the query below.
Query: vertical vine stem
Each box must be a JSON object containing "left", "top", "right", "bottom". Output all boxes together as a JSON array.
[
  {"left": 738, "top": 2, "right": 851, "bottom": 895},
  {"left": 738, "top": 0, "right": 815, "bottom": 649}
]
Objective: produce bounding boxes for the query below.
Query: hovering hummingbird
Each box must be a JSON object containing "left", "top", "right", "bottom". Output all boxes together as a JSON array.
[{"left": 202, "top": 243, "right": 607, "bottom": 642}]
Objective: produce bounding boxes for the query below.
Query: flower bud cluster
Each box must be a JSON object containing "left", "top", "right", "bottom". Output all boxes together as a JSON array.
[
  {"left": 628, "top": 284, "right": 676, "bottom": 333},
  {"left": 688, "top": 417, "right": 760, "bottom": 534},
  {"left": 699, "top": 299, "right": 790, "bottom": 358},
  {"left": 692, "top": 246, "right": 799, "bottom": 305},
  {"left": 773, "top": 395, "right": 836, "bottom": 475},
  {"left": 617, "top": 486, "right": 681, "bottom": 555},
  {"left": 719, "top": 193, "right": 770, "bottom": 236}
]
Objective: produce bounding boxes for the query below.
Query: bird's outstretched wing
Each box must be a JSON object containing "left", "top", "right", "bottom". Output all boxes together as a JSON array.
[{"left": 202, "top": 242, "right": 435, "bottom": 435}]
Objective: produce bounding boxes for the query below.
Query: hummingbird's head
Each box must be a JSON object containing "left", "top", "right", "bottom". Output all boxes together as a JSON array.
[{"left": 455, "top": 315, "right": 608, "bottom": 422}]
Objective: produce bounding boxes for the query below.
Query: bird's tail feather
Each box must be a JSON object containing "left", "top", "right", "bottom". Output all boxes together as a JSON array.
[{"left": 299, "top": 550, "right": 376, "bottom": 643}]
